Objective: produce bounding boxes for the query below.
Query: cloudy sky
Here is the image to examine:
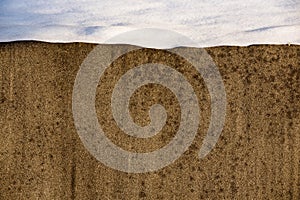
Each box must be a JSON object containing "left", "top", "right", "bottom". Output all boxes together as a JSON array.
[{"left": 0, "top": 0, "right": 299, "bottom": 48}]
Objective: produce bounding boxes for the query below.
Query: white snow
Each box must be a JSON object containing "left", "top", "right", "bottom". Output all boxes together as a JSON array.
[{"left": 0, "top": 0, "right": 299, "bottom": 48}]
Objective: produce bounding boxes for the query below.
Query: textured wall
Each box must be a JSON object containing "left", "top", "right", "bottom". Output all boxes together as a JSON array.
[{"left": 0, "top": 42, "right": 299, "bottom": 199}]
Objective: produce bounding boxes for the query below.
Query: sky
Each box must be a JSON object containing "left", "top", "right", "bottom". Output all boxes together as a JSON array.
[{"left": 0, "top": 0, "right": 299, "bottom": 48}]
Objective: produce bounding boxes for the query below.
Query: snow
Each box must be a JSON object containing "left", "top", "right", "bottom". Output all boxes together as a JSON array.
[{"left": 0, "top": 0, "right": 299, "bottom": 48}]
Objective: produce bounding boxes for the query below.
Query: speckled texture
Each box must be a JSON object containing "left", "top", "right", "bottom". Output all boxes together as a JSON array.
[{"left": 0, "top": 42, "right": 299, "bottom": 199}]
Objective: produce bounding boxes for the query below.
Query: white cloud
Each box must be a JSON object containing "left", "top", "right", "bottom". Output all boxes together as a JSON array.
[{"left": 0, "top": 0, "right": 299, "bottom": 47}]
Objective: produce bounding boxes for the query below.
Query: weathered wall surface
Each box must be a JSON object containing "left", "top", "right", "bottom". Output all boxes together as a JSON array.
[{"left": 0, "top": 42, "right": 299, "bottom": 199}]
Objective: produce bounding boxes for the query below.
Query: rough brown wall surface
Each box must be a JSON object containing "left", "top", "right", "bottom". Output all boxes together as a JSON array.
[{"left": 0, "top": 42, "right": 299, "bottom": 199}]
